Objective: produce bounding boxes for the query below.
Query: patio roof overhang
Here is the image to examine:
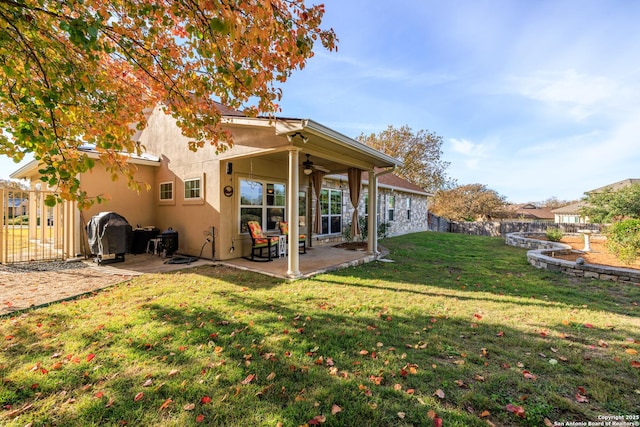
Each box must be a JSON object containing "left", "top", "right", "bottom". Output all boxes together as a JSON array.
[
  {"left": 221, "top": 116, "right": 403, "bottom": 171},
  {"left": 221, "top": 115, "right": 401, "bottom": 279}
]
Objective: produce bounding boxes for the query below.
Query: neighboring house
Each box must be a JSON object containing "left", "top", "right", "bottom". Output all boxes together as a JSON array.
[
  {"left": 11, "top": 105, "right": 431, "bottom": 277},
  {"left": 551, "top": 178, "right": 640, "bottom": 224},
  {"left": 551, "top": 202, "right": 588, "bottom": 224},
  {"left": 6, "top": 197, "right": 28, "bottom": 218},
  {"left": 587, "top": 178, "right": 640, "bottom": 193},
  {"left": 495, "top": 203, "right": 555, "bottom": 222}
]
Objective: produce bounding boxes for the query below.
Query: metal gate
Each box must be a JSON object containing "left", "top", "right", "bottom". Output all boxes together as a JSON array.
[{"left": 0, "top": 188, "right": 68, "bottom": 264}]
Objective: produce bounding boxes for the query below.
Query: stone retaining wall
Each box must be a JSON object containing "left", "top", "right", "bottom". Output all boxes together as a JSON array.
[{"left": 505, "top": 232, "right": 640, "bottom": 284}]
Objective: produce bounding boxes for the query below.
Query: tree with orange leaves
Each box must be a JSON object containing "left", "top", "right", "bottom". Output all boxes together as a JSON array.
[{"left": 0, "top": 0, "right": 336, "bottom": 207}]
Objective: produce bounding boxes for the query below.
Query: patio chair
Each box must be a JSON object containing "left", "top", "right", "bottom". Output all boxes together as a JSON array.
[
  {"left": 246, "top": 221, "right": 279, "bottom": 261},
  {"left": 278, "top": 221, "right": 306, "bottom": 254}
]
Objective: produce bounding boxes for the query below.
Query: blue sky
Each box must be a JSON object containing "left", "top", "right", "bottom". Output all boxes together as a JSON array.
[
  {"left": 2, "top": 0, "right": 639, "bottom": 203},
  {"left": 274, "top": 0, "right": 640, "bottom": 202}
]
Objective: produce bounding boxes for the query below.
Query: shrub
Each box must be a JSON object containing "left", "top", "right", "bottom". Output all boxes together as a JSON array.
[
  {"left": 545, "top": 227, "right": 563, "bottom": 242},
  {"left": 607, "top": 219, "right": 640, "bottom": 264},
  {"left": 343, "top": 217, "right": 389, "bottom": 241}
]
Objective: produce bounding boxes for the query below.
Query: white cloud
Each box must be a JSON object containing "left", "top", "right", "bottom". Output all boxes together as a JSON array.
[
  {"left": 449, "top": 138, "right": 490, "bottom": 157},
  {"left": 507, "top": 69, "right": 618, "bottom": 120}
]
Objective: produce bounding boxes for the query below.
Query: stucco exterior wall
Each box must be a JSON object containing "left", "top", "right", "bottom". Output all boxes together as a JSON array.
[
  {"left": 80, "top": 164, "right": 157, "bottom": 229},
  {"left": 137, "top": 106, "right": 308, "bottom": 260}
]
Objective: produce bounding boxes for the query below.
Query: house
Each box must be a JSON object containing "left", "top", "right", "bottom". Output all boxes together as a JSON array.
[
  {"left": 551, "top": 202, "right": 588, "bottom": 224},
  {"left": 587, "top": 178, "right": 640, "bottom": 193},
  {"left": 6, "top": 196, "right": 27, "bottom": 218},
  {"left": 551, "top": 178, "right": 640, "bottom": 224},
  {"left": 495, "top": 203, "right": 555, "bottom": 222},
  {"left": 10, "top": 105, "right": 431, "bottom": 277}
]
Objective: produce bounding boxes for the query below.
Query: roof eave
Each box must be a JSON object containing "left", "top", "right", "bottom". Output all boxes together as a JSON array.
[{"left": 303, "top": 119, "right": 402, "bottom": 168}]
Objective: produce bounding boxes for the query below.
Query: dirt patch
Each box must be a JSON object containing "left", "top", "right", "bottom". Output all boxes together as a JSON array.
[
  {"left": 1, "top": 263, "right": 136, "bottom": 316},
  {"left": 333, "top": 241, "right": 368, "bottom": 251},
  {"left": 550, "top": 236, "right": 640, "bottom": 271}
]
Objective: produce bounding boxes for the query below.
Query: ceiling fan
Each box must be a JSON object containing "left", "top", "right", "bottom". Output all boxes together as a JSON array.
[{"left": 302, "top": 154, "right": 329, "bottom": 175}]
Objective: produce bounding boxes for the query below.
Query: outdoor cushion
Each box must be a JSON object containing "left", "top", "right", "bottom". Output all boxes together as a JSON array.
[{"left": 246, "top": 221, "right": 279, "bottom": 261}]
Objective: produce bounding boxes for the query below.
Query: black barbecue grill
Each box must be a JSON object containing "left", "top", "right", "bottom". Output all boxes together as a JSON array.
[{"left": 87, "top": 212, "right": 133, "bottom": 264}]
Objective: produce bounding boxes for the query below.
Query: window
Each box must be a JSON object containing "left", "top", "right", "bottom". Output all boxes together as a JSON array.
[
  {"left": 387, "top": 195, "right": 395, "bottom": 221},
  {"left": 159, "top": 182, "right": 173, "bottom": 201},
  {"left": 298, "top": 191, "right": 307, "bottom": 228},
  {"left": 240, "top": 179, "right": 286, "bottom": 233},
  {"left": 407, "top": 197, "right": 412, "bottom": 220},
  {"left": 320, "top": 188, "right": 342, "bottom": 234},
  {"left": 184, "top": 178, "right": 201, "bottom": 199}
]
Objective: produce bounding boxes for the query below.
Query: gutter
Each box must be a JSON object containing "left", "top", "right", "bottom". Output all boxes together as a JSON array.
[{"left": 304, "top": 119, "right": 402, "bottom": 167}]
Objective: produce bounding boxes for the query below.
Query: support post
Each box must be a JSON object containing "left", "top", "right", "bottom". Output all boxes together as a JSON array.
[
  {"left": 287, "top": 148, "right": 301, "bottom": 278},
  {"left": 367, "top": 170, "right": 378, "bottom": 256}
]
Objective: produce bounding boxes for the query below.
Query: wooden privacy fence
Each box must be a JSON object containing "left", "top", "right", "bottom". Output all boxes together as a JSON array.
[{"left": 0, "top": 188, "right": 71, "bottom": 264}]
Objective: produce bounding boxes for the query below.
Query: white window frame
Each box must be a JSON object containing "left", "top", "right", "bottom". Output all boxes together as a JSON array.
[
  {"left": 159, "top": 181, "right": 174, "bottom": 201},
  {"left": 320, "top": 188, "right": 342, "bottom": 235},
  {"left": 239, "top": 178, "right": 286, "bottom": 234},
  {"left": 387, "top": 194, "right": 395, "bottom": 222},
  {"left": 184, "top": 177, "right": 202, "bottom": 200}
]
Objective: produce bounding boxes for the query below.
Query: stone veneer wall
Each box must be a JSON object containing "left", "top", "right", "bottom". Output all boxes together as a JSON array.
[
  {"left": 311, "top": 178, "right": 431, "bottom": 246},
  {"left": 505, "top": 232, "right": 640, "bottom": 284}
]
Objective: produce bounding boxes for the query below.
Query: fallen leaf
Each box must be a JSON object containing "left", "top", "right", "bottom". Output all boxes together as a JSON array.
[
  {"left": 86, "top": 353, "right": 95, "bottom": 362},
  {"left": 522, "top": 370, "right": 537, "bottom": 380},
  {"left": 267, "top": 372, "right": 276, "bottom": 381},
  {"left": 183, "top": 403, "right": 195, "bottom": 411},
  {"left": 195, "top": 414, "right": 205, "bottom": 422},
  {"left": 433, "top": 389, "right": 445, "bottom": 399},
  {"left": 168, "top": 369, "right": 179, "bottom": 377},
  {"left": 631, "top": 360, "right": 640, "bottom": 368},
  {"left": 200, "top": 396, "right": 212, "bottom": 404},
  {"left": 480, "top": 410, "right": 490, "bottom": 417},
  {"left": 583, "top": 323, "right": 594, "bottom": 328},
  {"left": 427, "top": 410, "right": 437, "bottom": 420},
  {"left": 397, "top": 412, "right": 406, "bottom": 419},
  {"left": 625, "top": 348, "right": 638, "bottom": 355},
  {"left": 575, "top": 392, "right": 589, "bottom": 403},
  {"left": 241, "top": 374, "right": 256, "bottom": 384},
  {"left": 331, "top": 404, "right": 342, "bottom": 415},
  {"left": 159, "top": 398, "right": 172, "bottom": 410},
  {"left": 544, "top": 418, "right": 554, "bottom": 426},
  {"left": 142, "top": 379, "right": 153, "bottom": 387},
  {"left": 496, "top": 331, "right": 504, "bottom": 337},
  {"left": 433, "top": 416, "right": 443, "bottom": 427},
  {"left": 134, "top": 392, "right": 144, "bottom": 402},
  {"left": 506, "top": 404, "right": 526, "bottom": 418}
]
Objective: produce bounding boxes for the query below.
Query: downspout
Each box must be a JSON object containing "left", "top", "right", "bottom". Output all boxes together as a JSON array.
[{"left": 369, "top": 166, "right": 396, "bottom": 256}]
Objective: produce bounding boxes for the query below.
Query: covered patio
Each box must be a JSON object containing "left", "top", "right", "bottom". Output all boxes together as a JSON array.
[
  {"left": 75, "top": 244, "right": 381, "bottom": 280},
  {"left": 219, "top": 116, "right": 401, "bottom": 279},
  {"left": 220, "top": 244, "right": 380, "bottom": 279}
]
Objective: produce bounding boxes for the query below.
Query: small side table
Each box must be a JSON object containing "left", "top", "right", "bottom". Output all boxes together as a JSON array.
[{"left": 278, "top": 234, "right": 288, "bottom": 258}]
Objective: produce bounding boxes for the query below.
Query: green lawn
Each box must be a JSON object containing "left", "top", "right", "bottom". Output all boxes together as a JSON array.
[{"left": 1, "top": 232, "right": 639, "bottom": 426}]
